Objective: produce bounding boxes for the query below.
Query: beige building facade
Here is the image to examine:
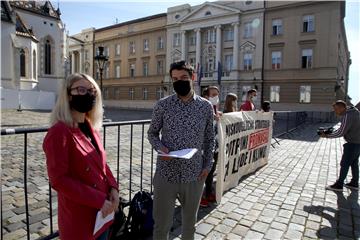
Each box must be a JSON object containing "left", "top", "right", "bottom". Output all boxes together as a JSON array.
[
  {"left": 263, "top": 1, "right": 350, "bottom": 111},
  {"left": 93, "top": 14, "right": 167, "bottom": 109}
]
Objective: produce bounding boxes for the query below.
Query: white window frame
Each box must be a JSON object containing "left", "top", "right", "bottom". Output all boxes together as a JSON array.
[
  {"left": 272, "top": 51, "right": 281, "bottom": 70},
  {"left": 157, "top": 60, "right": 164, "bottom": 75},
  {"left": 156, "top": 87, "right": 163, "bottom": 100},
  {"left": 115, "top": 65, "right": 120, "bottom": 78},
  {"left": 300, "top": 85, "right": 311, "bottom": 103},
  {"left": 143, "top": 62, "right": 149, "bottom": 76},
  {"left": 224, "top": 54, "right": 233, "bottom": 75},
  {"left": 129, "top": 41, "right": 135, "bottom": 54},
  {"left": 272, "top": 19, "right": 283, "bottom": 35},
  {"left": 115, "top": 44, "right": 121, "bottom": 56},
  {"left": 143, "top": 39, "right": 149, "bottom": 51},
  {"left": 129, "top": 88, "right": 135, "bottom": 100},
  {"left": 189, "top": 33, "right": 196, "bottom": 46},
  {"left": 143, "top": 88, "right": 148, "bottom": 100},
  {"left": 157, "top": 37, "right": 164, "bottom": 50},
  {"left": 243, "top": 53, "right": 253, "bottom": 71},
  {"left": 244, "top": 22, "right": 253, "bottom": 38},
  {"left": 130, "top": 63, "right": 135, "bottom": 77},
  {"left": 303, "top": 15, "right": 315, "bottom": 32},
  {"left": 173, "top": 33, "right": 180, "bottom": 47},
  {"left": 270, "top": 86, "right": 280, "bottom": 102},
  {"left": 302, "top": 49, "right": 313, "bottom": 69}
]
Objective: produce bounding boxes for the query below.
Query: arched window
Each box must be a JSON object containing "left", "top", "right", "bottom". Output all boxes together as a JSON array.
[
  {"left": 45, "top": 39, "right": 51, "bottom": 74},
  {"left": 33, "top": 50, "right": 36, "bottom": 79},
  {"left": 20, "top": 49, "right": 26, "bottom": 77}
]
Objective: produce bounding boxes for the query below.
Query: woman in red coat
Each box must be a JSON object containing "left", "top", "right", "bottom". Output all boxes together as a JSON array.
[{"left": 43, "top": 73, "right": 119, "bottom": 240}]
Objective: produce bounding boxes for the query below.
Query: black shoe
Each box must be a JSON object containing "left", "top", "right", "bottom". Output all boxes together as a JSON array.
[
  {"left": 344, "top": 182, "right": 359, "bottom": 190},
  {"left": 325, "top": 183, "right": 343, "bottom": 191}
]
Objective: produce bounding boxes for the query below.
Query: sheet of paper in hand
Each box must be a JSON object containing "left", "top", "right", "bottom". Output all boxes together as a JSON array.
[
  {"left": 158, "top": 148, "right": 198, "bottom": 159},
  {"left": 93, "top": 211, "right": 115, "bottom": 238}
]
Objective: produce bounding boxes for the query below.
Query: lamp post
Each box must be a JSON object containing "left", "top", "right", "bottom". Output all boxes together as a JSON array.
[
  {"left": 94, "top": 46, "right": 109, "bottom": 121},
  {"left": 94, "top": 46, "right": 108, "bottom": 94}
]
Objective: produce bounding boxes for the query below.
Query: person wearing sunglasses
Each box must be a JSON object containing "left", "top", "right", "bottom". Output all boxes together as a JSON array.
[
  {"left": 43, "top": 73, "right": 119, "bottom": 240},
  {"left": 148, "top": 61, "right": 215, "bottom": 240}
]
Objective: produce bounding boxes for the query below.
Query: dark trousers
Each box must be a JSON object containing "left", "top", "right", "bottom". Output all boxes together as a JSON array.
[
  {"left": 337, "top": 143, "right": 360, "bottom": 185},
  {"left": 205, "top": 152, "right": 218, "bottom": 196}
]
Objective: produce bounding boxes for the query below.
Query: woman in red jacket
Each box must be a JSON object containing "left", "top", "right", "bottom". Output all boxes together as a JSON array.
[{"left": 43, "top": 73, "right": 119, "bottom": 240}]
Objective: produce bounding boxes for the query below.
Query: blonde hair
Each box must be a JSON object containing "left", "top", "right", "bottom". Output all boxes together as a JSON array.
[{"left": 50, "top": 73, "right": 103, "bottom": 130}]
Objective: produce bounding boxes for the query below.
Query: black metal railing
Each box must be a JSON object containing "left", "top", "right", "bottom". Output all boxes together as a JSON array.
[{"left": 0, "top": 111, "right": 333, "bottom": 240}]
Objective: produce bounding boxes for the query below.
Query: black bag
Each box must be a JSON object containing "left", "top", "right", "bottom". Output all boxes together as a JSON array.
[
  {"left": 125, "top": 191, "right": 154, "bottom": 239},
  {"left": 108, "top": 191, "right": 154, "bottom": 240}
]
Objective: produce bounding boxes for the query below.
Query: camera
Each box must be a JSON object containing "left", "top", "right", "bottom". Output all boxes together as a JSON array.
[{"left": 317, "top": 127, "right": 334, "bottom": 135}]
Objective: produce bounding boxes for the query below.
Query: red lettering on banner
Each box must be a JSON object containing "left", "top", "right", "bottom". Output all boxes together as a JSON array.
[{"left": 248, "top": 129, "right": 269, "bottom": 150}]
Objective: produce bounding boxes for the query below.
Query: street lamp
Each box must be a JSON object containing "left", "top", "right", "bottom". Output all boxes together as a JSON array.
[
  {"left": 94, "top": 46, "right": 110, "bottom": 121},
  {"left": 94, "top": 46, "right": 108, "bottom": 93}
]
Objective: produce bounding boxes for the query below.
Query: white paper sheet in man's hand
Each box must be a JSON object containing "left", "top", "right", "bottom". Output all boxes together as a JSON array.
[
  {"left": 93, "top": 211, "right": 114, "bottom": 238},
  {"left": 158, "top": 148, "right": 198, "bottom": 159}
]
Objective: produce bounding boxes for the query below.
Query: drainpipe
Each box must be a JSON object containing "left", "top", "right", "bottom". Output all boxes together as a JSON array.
[{"left": 261, "top": 1, "right": 266, "bottom": 104}]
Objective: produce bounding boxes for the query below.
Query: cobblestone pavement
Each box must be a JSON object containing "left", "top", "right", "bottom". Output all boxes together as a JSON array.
[{"left": 1, "top": 110, "right": 359, "bottom": 239}]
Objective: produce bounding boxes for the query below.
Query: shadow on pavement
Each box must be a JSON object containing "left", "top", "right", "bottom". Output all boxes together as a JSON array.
[{"left": 303, "top": 190, "right": 360, "bottom": 239}]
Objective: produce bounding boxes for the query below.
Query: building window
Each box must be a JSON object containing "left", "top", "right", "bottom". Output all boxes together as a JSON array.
[
  {"left": 189, "top": 33, "right": 196, "bottom": 46},
  {"left": 104, "top": 46, "right": 109, "bottom": 57},
  {"left": 115, "top": 88, "right": 120, "bottom": 99},
  {"left": 270, "top": 86, "right": 280, "bottom": 102},
  {"left": 20, "top": 49, "right": 26, "bottom": 77},
  {"left": 130, "top": 63, "right": 135, "bottom": 77},
  {"left": 189, "top": 57, "right": 195, "bottom": 67},
  {"left": 143, "top": 88, "right": 148, "bottom": 100},
  {"left": 300, "top": 85, "right": 311, "bottom": 103},
  {"left": 224, "top": 54, "right": 233, "bottom": 76},
  {"left": 45, "top": 40, "right": 51, "bottom": 74},
  {"left": 243, "top": 53, "right": 252, "bottom": 70},
  {"left": 157, "top": 37, "right": 164, "bottom": 50},
  {"left": 85, "top": 50, "right": 89, "bottom": 60},
  {"left": 129, "top": 41, "right": 135, "bottom": 54},
  {"left": 115, "top": 44, "right": 121, "bottom": 56},
  {"left": 205, "top": 29, "right": 216, "bottom": 43},
  {"left": 105, "top": 65, "right": 110, "bottom": 79},
  {"left": 143, "top": 39, "right": 149, "bottom": 52},
  {"left": 115, "top": 65, "right": 120, "bottom": 78},
  {"left": 204, "top": 57, "right": 214, "bottom": 77},
  {"left": 205, "top": 11, "right": 212, "bottom": 16},
  {"left": 129, "top": 88, "right": 135, "bottom": 100},
  {"left": 272, "top": 19, "right": 283, "bottom": 35},
  {"left": 303, "top": 15, "right": 314, "bottom": 32},
  {"left": 33, "top": 50, "right": 36, "bottom": 79},
  {"left": 272, "top": 51, "right": 281, "bottom": 69},
  {"left": 157, "top": 60, "right": 164, "bottom": 75},
  {"left": 244, "top": 22, "right": 253, "bottom": 38},
  {"left": 175, "top": 14, "right": 180, "bottom": 20},
  {"left": 104, "top": 88, "right": 109, "bottom": 100},
  {"left": 242, "top": 85, "right": 251, "bottom": 101},
  {"left": 143, "top": 62, "right": 149, "bottom": 76},
  {"left": 156, "top": 87, "right": 163, "bottom": 100},
  {"left": 301, "top": 49, "right": 313, "bottom": 69},
  {"left": 173, "top": 33, "right": 180, "bottom": 47},
  {"left": 224, "top": 27, "right": 234, "bottom": 41}
]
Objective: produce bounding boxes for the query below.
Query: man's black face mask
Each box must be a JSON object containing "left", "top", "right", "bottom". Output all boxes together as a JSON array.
[{"left": 173, "top": 80, "right": 191, "bottom": 96}]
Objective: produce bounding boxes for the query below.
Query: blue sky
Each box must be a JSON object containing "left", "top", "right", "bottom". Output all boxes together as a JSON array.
[{"left": 58, "top": 0, "right": 360, "bottom": 104}]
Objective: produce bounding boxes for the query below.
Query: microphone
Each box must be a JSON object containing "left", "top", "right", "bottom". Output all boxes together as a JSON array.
[{"left": 213, "top": 105, "right": 217, "bottom": 114}]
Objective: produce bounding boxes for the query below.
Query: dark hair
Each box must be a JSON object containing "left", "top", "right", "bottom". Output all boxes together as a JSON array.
[
  {"left": 169, "top": 60, "right": 194, "bottom": 78},
  {"left": 261, "top": 101, "right": 271, "bottom": 112},
  {"left": 224, "top": 93, "right": 238, "bottom": 113},
  {"left": 202, "top": 87, "right": 209, "bottom": 98},
  {"left": 333, "top": 100, "right": 347, "bottom": 108},
  {"left": 247, "top": 89, "right": 257, "bottom": 95}
]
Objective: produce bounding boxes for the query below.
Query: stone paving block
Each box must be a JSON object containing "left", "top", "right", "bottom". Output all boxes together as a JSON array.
[
  {"left": 3, "top": 228, "right": 27, "bottom": 240},
  {"left": 226, "top": 212, "right": 243, "bottom": 221},
  {"left": 244, "top": 230, "right": 264, "bottom": 240},
  {"left": 222, "top": 219, "right": 237, "bottom": 228},
  {"left": 288, "top": 223, "right": 305, "bottom": 232},
  {"left": 304, "top": 229, "right": 318, "bottom": 239},
  {"left": 29, "top": 222, "right": 45, "bottom": 233},
  {"left": 284, "top": 229, "right": 303, "bottom": 239},
  {"left": 278, "top": 209, "right": 292, "bottom": 219},
  {"left": 29, "top": 212, "right": 49, "bottom": 225},
  {"left": 7, "top": 213, "right": 26, "bottom": 224},
  {"left": 204, "top": 217, "right": 221, "bottom": 226},
  {"left": 205, "top": 231, "right": 226, "bottom": 240},
  {"left": 291, "top": 215, "right": 306, "bottom": 225},
  {"left": 238, "top": 218, "right": 253, "bottom": 228},
  {"left": 214, "top": 224, "right": 232, "bottom": 234},
  {"left": 251, "top": 221, "right": 269, "bottom": 233},
  {"left": 196, "top": 223, "right": 214, "bottom": 236},
  {"left": 264, "top": 228, "right": 284, "bottom": 240},
  {"left": 4, "top": 221, "right": 26, "bottom": 232},
  {"left": 226, "top": 232, "right": 242, "bottom": 240}
]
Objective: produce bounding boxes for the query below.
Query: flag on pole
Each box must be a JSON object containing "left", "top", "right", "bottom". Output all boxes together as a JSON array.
[
  {"left": 217, "top": 61, "right": 222, "bottom": 86},
  {"left": 197, "top": 63, "right": 203, "bottom": 86}
]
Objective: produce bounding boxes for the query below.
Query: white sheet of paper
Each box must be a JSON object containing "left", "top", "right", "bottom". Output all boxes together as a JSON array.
[
  {"left": 158, "top": 148, "right": 198, "bottom": 159},
  {"left": 93, "top": 211, "right": 114, "bottom": 236}
]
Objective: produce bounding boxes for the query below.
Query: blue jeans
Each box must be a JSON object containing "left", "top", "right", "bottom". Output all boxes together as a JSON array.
[
  {"left": 96, "top": 229, "right": 109, "bottom": 240},
  {"left": 337, "top": 143, "right": 360, "bottom": 185}
]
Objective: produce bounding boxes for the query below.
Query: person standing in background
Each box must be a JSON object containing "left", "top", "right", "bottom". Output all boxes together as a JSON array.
[
  {"left": 223, "top": 93, "right": 238, "bottom": 113},
  {"left": 240, "top": 89, "right": 257, "bottom": 111}
]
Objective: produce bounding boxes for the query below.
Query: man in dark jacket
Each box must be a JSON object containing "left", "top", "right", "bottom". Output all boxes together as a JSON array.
[{"left": 321, "top": 100, "right": 360, "bottom": 191}]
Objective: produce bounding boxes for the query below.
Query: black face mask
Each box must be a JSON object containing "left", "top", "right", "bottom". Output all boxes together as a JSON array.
[
  {"left": 70, "top": 93, "right": 96, "bottom": 113},
  {"left": 173, "top": 80, "right": 191, "bottom": 96}
]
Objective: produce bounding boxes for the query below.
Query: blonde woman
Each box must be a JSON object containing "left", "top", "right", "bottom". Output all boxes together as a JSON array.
[{"left": 43, "top": 73, "right": 119, "bottom": 240}]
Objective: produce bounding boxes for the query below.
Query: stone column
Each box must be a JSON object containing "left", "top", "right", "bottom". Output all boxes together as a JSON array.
[
  {"left": 215, "top": 25, "right": 222, "bottom": 69},
  {"left": 232, "top": 22, "right": 239, "bottom": 71},
  {"left": 195, "top": 28, "right": 201, "bottom": 66},
  {"left": 181, "top": 31, "right": 186, "bottom": 60},
  {"left": 71, "top": 52, "right": 75, "bottom": 74},
  {"left": 79, "top": 49, "right": 83, "bottom": 73}
]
